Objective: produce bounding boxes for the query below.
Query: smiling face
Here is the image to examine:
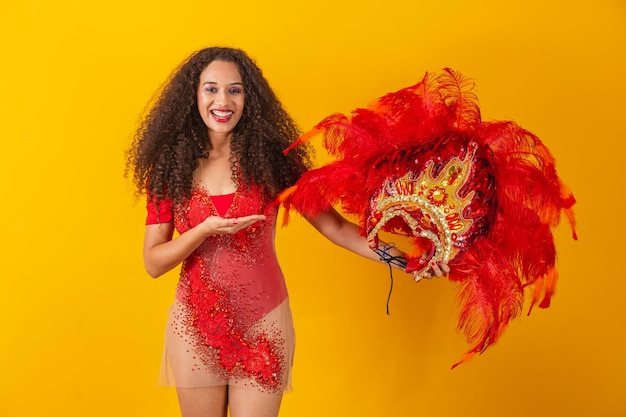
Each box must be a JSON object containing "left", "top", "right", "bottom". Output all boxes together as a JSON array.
[{"left": 196, "top": 60, "right": 245, "bottom": 142}]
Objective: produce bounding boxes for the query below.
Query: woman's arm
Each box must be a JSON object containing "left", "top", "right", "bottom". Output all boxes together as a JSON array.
[
  {"left": 305, "top": 208, "right": 449, "bottom": 280},
  {"left": 143, "top": 214, "right": 266, "bottom": 278}
]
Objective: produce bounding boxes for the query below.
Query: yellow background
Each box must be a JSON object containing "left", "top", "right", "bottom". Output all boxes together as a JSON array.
[{"left": 1, "top": 1, "right": 624, "bottom": 416}]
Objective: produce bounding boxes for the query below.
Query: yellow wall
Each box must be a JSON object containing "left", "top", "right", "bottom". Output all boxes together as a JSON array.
[{"left": 1, "top": 1, "right": 624, "bottom": 416}]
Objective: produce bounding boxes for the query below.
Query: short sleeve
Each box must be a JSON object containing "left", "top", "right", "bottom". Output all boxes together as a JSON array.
[{"left": 146, "top": 195, "right": 173, "bottom": 225}]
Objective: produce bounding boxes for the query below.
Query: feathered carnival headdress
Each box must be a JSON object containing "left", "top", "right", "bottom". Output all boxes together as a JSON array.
[{"left": 279, "top": 69, "right": 577, "bottom": 368}]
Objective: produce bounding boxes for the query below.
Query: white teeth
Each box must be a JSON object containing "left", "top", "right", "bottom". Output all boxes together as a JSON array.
[{"left": 211, "top": 110, "right": 233, "bottom": 118}]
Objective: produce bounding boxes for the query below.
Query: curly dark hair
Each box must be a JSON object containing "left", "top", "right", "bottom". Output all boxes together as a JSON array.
[{"left": 126, "top": 47, "right": 312, "bottom": 205}]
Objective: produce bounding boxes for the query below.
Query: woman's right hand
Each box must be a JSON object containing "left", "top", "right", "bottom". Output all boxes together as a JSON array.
[{"left": 200, "top": 214, "right": 266, "bottom": 236}]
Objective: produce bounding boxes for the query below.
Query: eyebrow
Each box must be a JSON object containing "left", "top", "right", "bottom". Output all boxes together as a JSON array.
[{"left": 202, "top": 81, "right": 244, "bottom": 86}]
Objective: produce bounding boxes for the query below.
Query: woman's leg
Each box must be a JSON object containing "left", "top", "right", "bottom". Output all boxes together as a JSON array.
[
  {"left": 228, "top": 386, "right": 283, "bottom": 417},
  {"left": 176, "top": 386, "right": 228, "bottom": 417}
]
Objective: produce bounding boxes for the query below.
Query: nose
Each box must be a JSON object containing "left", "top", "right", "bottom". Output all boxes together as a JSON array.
[{"left": 214, "top": 89, "right": 227, "bottom": 106}]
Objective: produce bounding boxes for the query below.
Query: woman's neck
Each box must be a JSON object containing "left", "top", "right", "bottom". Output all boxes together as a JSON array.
[{"left": 208, "top": 132, "right": 232, "bottom": 153}]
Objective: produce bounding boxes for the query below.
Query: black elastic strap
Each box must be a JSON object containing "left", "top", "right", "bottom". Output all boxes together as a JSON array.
[{"left": 373, "top": 243, "right": 407, "bottom": 315}]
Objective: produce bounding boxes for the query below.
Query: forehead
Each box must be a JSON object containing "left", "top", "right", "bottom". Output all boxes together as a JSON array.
[{"left": 199, "top": 60, "right": 242, "bottom": 82}]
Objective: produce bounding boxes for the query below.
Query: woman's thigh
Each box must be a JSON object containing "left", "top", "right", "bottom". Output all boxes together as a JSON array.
[
  {"left": 228, "top": 386, "right": 283, "bottom": 417},
  {"left": 176, "top": 386, "right": 228, "bottom": 417}
]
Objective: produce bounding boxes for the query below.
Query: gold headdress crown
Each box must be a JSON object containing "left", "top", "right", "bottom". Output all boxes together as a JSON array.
[{"left": 366, "top": 142, "right": 478, "bottom": 274}]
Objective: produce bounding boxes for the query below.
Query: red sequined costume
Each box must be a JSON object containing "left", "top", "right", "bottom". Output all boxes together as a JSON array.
[{"left": 146, "top": 184, "right": 294, "bottom": 392}]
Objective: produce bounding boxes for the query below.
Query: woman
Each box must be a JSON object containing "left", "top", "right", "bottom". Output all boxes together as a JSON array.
[{"left": 126, "top": 47, "right": 447, "bottom": 417}]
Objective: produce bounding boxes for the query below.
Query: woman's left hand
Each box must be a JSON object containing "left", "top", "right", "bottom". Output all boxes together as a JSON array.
[
  {"left": 406, "top": 258, "right": 450, "bottom": 282},
  {"left": 417, "top": 261, "right": 450, "bottom": 281}
]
